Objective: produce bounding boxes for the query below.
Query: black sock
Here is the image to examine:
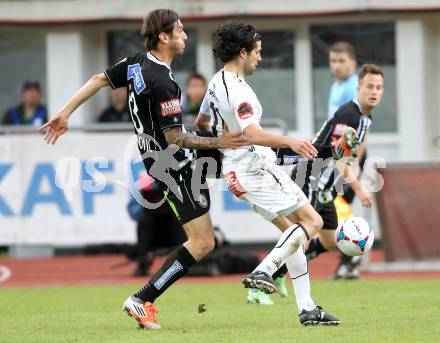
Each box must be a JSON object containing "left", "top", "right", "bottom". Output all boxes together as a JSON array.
[
  {"left": 305, "top": 237, "right": 327, "bottom": 259},
  {"left": 272, "top": 263, "right": 288, "bottom": 279},
  {"left": 134, "top": 245, "right": 196, "bottom": 303},
  {"left": 340, "top": 252, "right": 353, "bottom": 265}
]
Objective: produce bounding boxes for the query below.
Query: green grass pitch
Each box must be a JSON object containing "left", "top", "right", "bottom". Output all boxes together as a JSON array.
[{"left": 1, "top": 280, "right": 439, "bottom": 342}]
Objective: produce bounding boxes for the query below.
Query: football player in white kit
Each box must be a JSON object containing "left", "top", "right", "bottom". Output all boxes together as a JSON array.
[{"left": 196, "top": 23, "right": 340, "bottom": 325}]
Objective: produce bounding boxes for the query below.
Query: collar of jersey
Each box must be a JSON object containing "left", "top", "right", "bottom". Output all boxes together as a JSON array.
[
  {"left": 222, "top": 69, "right": 245, "bottom": 82},
  {"left": 353, "top": 98, "right": 372, "bottom": 119},
  {"left": 147, "top": 52, "right": 171, "bottom": 70}
]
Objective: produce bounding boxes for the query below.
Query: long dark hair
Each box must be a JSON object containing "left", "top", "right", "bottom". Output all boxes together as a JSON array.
[{"left": 141, "top": 9, "right": 180, "bottom": 50}]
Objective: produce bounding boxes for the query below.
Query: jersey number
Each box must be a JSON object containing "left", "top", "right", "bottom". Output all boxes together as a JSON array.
[
  {"left": 128, "top": 91, "right": 144, "bottom": 134},
  {"left": 127, "top": 63, "right": 146, "bottom": 94}
]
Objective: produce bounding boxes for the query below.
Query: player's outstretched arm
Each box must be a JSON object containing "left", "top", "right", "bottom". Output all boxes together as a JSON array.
[
  {"left": 243, "top": 124, "right": 317, "bottom": 159},
  {"left": 39, "top": 73, "right": 110, "bottom": 145},
  {"left": 163, "top": 126, "right": 248, "bottom": 150}
]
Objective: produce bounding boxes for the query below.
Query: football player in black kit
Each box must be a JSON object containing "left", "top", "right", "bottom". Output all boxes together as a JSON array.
[
  {"left": 270, "top": 64, "right": 384, "bottom": 286},
  {"left": 39, "top": 9, "right": 248, "bottom": 330}
]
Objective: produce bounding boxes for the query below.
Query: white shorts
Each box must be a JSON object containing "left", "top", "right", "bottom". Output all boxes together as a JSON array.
[{"left": 223, "top": 162, "right": 308, "bottom": 222}]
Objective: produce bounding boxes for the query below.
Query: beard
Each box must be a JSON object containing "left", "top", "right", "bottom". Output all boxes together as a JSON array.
[
  {"left": 244, "top": 64, "right": 256, "bottom": 76},
  {"left": 170, "top": 41, "right": 185, "bottom": 56}
]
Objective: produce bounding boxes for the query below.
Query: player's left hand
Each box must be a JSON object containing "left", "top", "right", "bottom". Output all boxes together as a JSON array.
[{"left": 39, "top": 114, "right": 69, "bottom": 145}]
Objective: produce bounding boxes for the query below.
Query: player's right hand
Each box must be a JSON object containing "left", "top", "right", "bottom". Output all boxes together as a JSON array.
[
  {"left": 289, "top": 138, "right": 318, "bottom": 159},
  {"left": 217, "top": 132, "right": 249, "bottom": 149},
  {"left": 356, "top": 188, "right": 373, "bottom": 208},
  {"left": 38, "top": 113, "right": 69, "bottom": 145}
]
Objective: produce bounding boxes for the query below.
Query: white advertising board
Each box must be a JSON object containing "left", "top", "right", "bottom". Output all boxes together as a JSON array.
[{"left": 0, "top": 132, "right": 279, "bottom": 246}]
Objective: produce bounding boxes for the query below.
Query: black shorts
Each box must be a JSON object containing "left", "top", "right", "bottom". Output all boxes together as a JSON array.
[
  {"left": 303, "top": 187, "right": 339, "bottom": 230},
  {"left": 315, "top": 201, "right": 339, "bottom": 230},
  {"left": 158, "top": 167, "right": 211, "bottom": 225}
]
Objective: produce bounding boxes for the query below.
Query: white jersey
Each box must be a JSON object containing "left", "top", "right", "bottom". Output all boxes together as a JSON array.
[
  {"left": 201, "top": 69, "right": 308, "bottom": 221},
  {"left": 200, "top": 69, "right": 276, "bottom": 167}
]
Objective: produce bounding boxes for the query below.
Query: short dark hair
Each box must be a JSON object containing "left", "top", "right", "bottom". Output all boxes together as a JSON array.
[
  {"left": 359, "top": 64, "right": 384, "bottom": 81},
  {"left": 213, "top": 22, "right": 262, "bottom": 64},
  {"left": 22, "top": 81, "right": 41, "bottom": 92},
  {"left": 140, "top": 9, "right": 180, "bottom": 51},
  {"left": 329, "top": 41, "right": 356, "bottom": 60},
  {"left": 186, "top": 72, "right": 207, "bottom": 86}
]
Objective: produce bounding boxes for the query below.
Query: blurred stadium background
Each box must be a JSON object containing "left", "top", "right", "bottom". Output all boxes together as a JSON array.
[{"left": 0, "top": 0, "right": 440, "bottom": 326}]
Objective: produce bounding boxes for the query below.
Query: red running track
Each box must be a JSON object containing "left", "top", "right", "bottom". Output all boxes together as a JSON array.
[{"left": 1, "top": 250, "right": 439, "bottom": 288}]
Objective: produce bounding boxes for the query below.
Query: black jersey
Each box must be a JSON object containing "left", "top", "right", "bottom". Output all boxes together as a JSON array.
[
  {"left": 283, "top": 100, "right": 372, "bottom": 203},
  {"left": 314, "top": 100, "right": 371, "bottom": 153},
  {"left": 312, "top": 100, "right": 371, "bottom": 193},
  {"left": 104, "top": 52, "right": 188, "bottom": 178},
  {"left": 275, "top": 100, "right": 371, "bottom": 162},
  {"left": 305, "top": 100, "right": 371, "bottom": 199}
]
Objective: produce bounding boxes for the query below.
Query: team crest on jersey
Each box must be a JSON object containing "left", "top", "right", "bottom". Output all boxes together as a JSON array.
[
  {"left": 127, "top": 64, "right": 146, "bottom": 95},
  {"left": 225, "top": 171, "right": 247, "bottom": 197},
  {"left": 160, "top": 99, "right": 181, "bottom": 116},
  {"left": 237, "top": 102, "right": 254, "bottom": 120},
  {"left": 333, "top": 123, "right": 348, "bottom": 137}
]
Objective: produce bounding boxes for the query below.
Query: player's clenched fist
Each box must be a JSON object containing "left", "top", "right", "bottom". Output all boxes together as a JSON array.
[
  {"left": 288, "top": 138, "right": 318, "bottom": 159},
  {"left": 39, "top": 113, "right": 69, "bottom": 145}
]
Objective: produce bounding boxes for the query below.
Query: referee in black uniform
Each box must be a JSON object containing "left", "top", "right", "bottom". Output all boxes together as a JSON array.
[{"left": 40, "top": 9, "right": 248, "bottom": 330}]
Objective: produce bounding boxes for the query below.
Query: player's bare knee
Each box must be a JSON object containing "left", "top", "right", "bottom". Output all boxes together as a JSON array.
[
  {"left": 205, "top": 237, "right": 216, "bottom": 253},
  {"left": 315, "top": 215, "right": 324, "bottom": 232},
  {"left": 194, "top": 236, "right": 215, "bottom": 257},
  {"left": 200, "top": 239, "right": 215, "bottom": 257},
  {"left": 307, "top": 213, "right": 323, "bottom": 236}
]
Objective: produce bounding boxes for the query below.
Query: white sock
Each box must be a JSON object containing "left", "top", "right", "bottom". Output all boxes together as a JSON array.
[
  {"left": 286, "top": 246, "right": 316, "bottom": 313},
  {"left": 255, "top": 224, "right": 309, "bottom": 276}
]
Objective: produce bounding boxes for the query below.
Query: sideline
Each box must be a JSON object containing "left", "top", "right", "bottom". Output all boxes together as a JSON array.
[{"left": 0, "top": 265, "right": 12, "bottom": 284}]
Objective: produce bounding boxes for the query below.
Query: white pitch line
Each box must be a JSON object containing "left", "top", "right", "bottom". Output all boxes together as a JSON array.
[{"left": 0, "top": 265, "right": 12, "bottom": 284}]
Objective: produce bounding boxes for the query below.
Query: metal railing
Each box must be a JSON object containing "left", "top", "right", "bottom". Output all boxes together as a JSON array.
[{"left": 0, "top": 117, "right": 289, "bottom": 135}]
